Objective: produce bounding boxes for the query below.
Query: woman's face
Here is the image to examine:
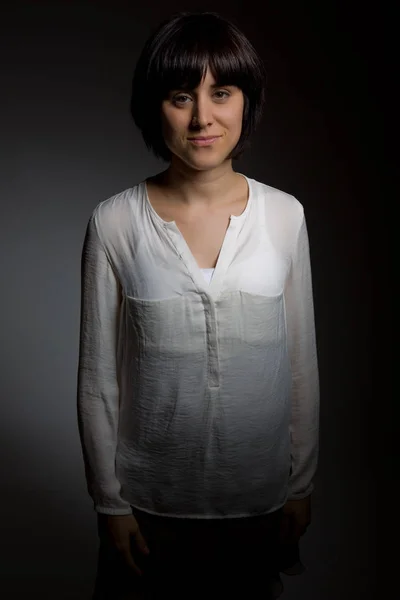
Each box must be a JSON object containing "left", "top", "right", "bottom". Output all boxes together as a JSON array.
[{"left": 160, "top": 66, "right": 244, "bottom": 170}]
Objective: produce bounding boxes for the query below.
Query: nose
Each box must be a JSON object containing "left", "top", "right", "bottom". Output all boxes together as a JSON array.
[{"left": 190, "top": 98, "right": 213, "bottom": 129}]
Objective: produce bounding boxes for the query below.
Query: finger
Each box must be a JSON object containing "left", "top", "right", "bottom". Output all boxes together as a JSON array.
[
  {"left": 292, "top": 518, "right": 308, "bottom": 541},
  {"left": 292, "top": 522, "right": 303, "bottom": 542},
  {"left": 133, "top": 527, "right": 151, "bottom": 556},
  {"left": 120, "top": 548, "right": 143, "bottom": 576},
  {"left": 284, "top": 515, "right": 302, "bottom": 544}
]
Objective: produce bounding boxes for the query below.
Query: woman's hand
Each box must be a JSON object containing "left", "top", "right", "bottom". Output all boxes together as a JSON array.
[
  {"left": 99, "top": 514, "right": 150, "bottom": 576},
  {"left": 279, "top": 495, "right": 311, "bottom": 544}
]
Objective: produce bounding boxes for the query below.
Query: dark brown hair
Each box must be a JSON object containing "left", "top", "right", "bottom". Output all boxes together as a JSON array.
[{"left": 130, "top": 11, "right": 267, "bottom": 162}]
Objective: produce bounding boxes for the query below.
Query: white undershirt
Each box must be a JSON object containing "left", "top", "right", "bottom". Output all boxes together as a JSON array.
[{"left": 201, "top": 267, "right": 215, "bottom": 284}]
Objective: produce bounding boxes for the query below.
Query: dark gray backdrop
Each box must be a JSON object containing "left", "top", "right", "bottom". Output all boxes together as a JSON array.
[{"left": 1, "top": 1, "right": 383, "bottom": 598}]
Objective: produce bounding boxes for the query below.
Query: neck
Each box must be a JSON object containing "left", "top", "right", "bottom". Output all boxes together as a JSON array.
[{"left": 156, "top": 160, "right": 239, "bottom": 209}]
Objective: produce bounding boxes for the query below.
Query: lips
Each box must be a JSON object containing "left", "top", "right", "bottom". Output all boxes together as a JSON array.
[{"left": 188, "top": 136, "right": 221, "bottom": 146}]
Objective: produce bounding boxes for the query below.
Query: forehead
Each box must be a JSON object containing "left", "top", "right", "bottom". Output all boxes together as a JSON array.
[
  {"left": 174, "top": 65, "right": 234, "bottom": 91},
  {"left": 198, "top": 66, "right": 216, "bottom": 83}
]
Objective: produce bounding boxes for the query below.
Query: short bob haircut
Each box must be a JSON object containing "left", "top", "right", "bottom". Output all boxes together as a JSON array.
[{"left": 130, "top": 11, "right": 267, "bottom": 162}]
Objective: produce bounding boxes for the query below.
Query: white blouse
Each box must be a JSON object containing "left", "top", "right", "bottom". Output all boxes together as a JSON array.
[{"left": 77, "top": 173, "right": 320, "bottom": 518}]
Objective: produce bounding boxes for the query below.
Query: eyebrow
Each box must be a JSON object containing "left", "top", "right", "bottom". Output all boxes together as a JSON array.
[{"left": 173, "top": 82, "right": 233, "bottom": 91}]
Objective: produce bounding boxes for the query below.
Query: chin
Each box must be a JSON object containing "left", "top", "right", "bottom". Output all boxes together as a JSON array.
[
  {"left": 185, "top": 147, "right": 233, "bottom": 162},
  {"left": 187, "top": 157, "right": 229, "bottom": 170}
]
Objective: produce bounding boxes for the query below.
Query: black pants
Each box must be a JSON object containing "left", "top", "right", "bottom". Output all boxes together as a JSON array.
[{"left": 93, "top": 506, "right": 289, "bottom": 600}]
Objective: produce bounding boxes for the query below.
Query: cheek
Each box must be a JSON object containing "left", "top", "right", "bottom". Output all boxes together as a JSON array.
[
  {"left": 163, "top": 114, "right": 188, "bottom": 139},
  {"left": 227, "top": 112, "right": 243, "bottom": 135},
  {"left": 225, "top": 103, "right": 244, "bottom": 131}
]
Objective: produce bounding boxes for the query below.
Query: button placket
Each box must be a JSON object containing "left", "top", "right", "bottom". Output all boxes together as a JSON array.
[{"left": 202, "top": 295, "right": 220, "bottom": 389}]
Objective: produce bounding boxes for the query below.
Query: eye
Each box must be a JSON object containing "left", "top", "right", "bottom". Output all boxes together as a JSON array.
[
  {"left": 172, "top": 90, "right": 231, "bottom": 105},
  {"left": 214, "top": 91, "right": 230, "bottom": 99},
  {"left": 173, "top": 94, "right": 191, "bottom": 105}
]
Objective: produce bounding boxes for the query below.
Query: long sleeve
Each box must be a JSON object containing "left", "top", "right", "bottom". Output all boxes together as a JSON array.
[
  {"left": 284, "top": 211, "right": 320, "bottom": 499},
  {"left": 76, "top": 213, "right": 132, "bottom": 515}
]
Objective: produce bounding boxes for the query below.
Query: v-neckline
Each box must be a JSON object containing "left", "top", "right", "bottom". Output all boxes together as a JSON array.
[{"left": 142, "top": 173, "right": 252, "bottom": 297}]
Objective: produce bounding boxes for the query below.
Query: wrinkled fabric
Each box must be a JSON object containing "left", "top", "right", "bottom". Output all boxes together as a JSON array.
[{"left": 77, "top": 173, "right": 319, "bottom": 518}]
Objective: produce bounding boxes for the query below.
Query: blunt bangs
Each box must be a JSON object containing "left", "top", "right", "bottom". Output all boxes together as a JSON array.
[{"left": 131, "top": 11, "right": 267, "bottom": 162}]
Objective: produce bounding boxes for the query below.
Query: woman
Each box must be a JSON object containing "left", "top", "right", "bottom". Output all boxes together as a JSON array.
[{"left": 77, "top": 10, "right": 319, "bottom": 600}]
